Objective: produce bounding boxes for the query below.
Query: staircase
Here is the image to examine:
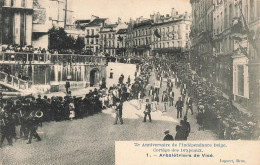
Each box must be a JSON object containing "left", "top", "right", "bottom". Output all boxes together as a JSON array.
[{"left": 0, "top": 71, "right": 33, "bottom": 96}]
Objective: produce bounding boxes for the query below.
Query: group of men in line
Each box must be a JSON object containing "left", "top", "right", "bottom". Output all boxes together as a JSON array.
[
  {"left": 113, "top": 59, "right": 153, "bottom": 124},
  {"left": 0, "top": 88, "right": 106, "bottom": 148},
  {"left": 0, "top": 98, "right": 42, "bottom": 147}
]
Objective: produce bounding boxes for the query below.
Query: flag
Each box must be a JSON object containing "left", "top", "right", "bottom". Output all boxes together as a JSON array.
[
  {"left": 154, "top": 29, "right": 161, "bottom": 38},
  {"left": 118, "top": 35, "right": 123, "bottom": 42},
  {"left": 239, "top": 2, "right": 258, "bottom": 52},
  {"left": 238, "top": 43, "right": 248, "bottom": 57}
]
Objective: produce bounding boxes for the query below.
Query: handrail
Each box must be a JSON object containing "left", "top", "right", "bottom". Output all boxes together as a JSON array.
[
  {"left": 0, "top": 52, "right": 105, "bottom": 57},
  {"left": 0, "top": 52, "right": 107, "bottom": 65},
  {"left": 0, "top": 71, "right": 31, "bottom": 90}
]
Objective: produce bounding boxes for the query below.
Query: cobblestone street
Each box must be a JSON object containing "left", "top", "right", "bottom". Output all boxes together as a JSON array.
[{"left": 0, "top": 70, "right": 217, "bottom": 165}]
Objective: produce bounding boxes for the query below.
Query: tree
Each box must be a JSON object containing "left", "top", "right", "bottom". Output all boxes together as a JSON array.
[
  {"left": 74, "top": 37, "right": 85, "bottom": 51},
  {"left": 48, "top": 27, "right": 75, "bottom": 51}
]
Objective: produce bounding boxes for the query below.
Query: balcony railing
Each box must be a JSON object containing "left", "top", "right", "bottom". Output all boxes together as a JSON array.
[{"left": 0, "top": 52, "right": 107, "bottom": 66}]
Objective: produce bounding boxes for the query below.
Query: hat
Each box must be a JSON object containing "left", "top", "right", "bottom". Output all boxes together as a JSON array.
[
  {"left": 184, "top": 115, "right": 187, "bottom": 120},
  {"left": 164, "top": 129, "right": 170, "bottom": 134}
]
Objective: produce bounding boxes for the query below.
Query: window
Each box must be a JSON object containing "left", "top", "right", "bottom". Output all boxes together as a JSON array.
[
  {"left": 167, "top": 42, "right": 169, "bottom": 48},
  {"left": 178, "top": 34, "right": 182, "bottom": 39},
  {"left": 87, "top": 30, "right": 90, "bottom": 35},
  {"left": 163, "top": 43, "right": 165, "bottom": 48},
  {"left": 229, "top": 4, "right": 233, "bottom": 26},
  {"left": 224, "top": 8, "right": 227, "bottom": 29},
  {"left": 250, "top": 0, "right": 255, "bottom": 22},
  {"left": 234, "top": 4, "right": 238, "bottom": 18},
  {"left": 237, "top": 65, "right": 244, "bottom": 96},
  {"left": 21, "top": 0, "right": 25, "bottom": 7},
  {"left": 178, "top": 41, "right": 181, "bottom": 47},
  {"left": 172, "top": 41, "right": 174, "bottom": 47},
  {"left": 186, "top": 33, "right": 189, "bottom": 39},
  {"left": 91, "top": 29, "right": 94, "bottom": 35}
]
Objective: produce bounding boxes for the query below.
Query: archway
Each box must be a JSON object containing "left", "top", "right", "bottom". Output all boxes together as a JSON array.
[{"left": 90, "top": 68, "right": 100, "bottom": 87}]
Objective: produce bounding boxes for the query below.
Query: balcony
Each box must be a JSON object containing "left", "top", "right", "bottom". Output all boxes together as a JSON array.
[{"left": 0, "top": 52, "right": 107, "bottom": 66}]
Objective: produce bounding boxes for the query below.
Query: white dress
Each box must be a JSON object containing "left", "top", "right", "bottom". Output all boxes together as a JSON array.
[{"left": 69, "top": 102, "right": 75, "bottom": 119}]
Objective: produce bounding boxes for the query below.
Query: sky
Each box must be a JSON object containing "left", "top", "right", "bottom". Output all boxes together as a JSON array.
[{"left": 72, "top": 0, "right": 191, "bottom": 23}]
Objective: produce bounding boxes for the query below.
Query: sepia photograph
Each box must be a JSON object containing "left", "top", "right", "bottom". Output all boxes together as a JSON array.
[{"left": 0, "top": 0, "right": 260, "bottom": 164}]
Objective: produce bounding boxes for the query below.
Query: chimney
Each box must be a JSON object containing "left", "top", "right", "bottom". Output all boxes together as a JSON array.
[
  {"left": 171, "top": 8, "right": 176, "bottom": 17},
  {"left": 185, "top": 12, "right": 188, "bottom": 18},
  {"left": 150, "top": 14, "right": 154, "bottom": 21}
]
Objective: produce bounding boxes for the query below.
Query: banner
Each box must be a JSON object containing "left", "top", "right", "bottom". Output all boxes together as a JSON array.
[{"left": 154, "top": 81, "right": 161, "bottom": 88}]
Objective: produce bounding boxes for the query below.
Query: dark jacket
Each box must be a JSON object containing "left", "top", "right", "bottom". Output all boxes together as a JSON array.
[
  {"left": 175, "top": 127, "right": 186, "bottom": 140},
  {"left": 175, "top": 100, "right": 184, "bottom": 110},
  {"left": 163, "top": 134, "right": 174, "bottom": 141},
  {"left": 116, "top": 104, "right": 123, "bottom": 117},
  {"left": 161, "top": 94, "right": 168, "bottom": 102},
  {"left": 145, "top": 103, "right": 151, "bottom": 113},
  {"left": 65, "top": 81, "right": 70, "bottom": 88}
]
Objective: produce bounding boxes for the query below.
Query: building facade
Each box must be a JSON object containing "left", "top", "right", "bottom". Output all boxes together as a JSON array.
[
  {"left": 125, "top": 17, "right": 152, "bottom": 57},
  {"left": 191, "top": 0, "right": 260, "bottom": 112},
  {"left": 84, "top": 16, "right": 109, "bottom": 54},
  {"left": 241, "top": 0, "right": 260, "bottom": 111},
  {"left": 99, "top": 24, "right": 117, "bottom": 56},
  {"left": 125, "top": 9, "right": 191, "bottom": 58},
  {"left": 151, "top": 10, "right": 192, "bottom": 58},
  {"left": 0, "top": 0, "right": 33, "bottom": 46},
  {"left": 116, "top": 28, "right": 127, "bottom": 56},
  {"left": 32, "top": 0, "right": 74, "bottom": 49},
  {"left": 0, "top": 0, "right": 74, "bottom": 49},
  {"left": 190, "top": 0, "right": 215, "bottom": 80}
]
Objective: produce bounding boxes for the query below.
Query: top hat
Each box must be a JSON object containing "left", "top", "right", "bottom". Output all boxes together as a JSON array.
[{"left": 164, "top": 129, "right": 170, "bottom": 134}]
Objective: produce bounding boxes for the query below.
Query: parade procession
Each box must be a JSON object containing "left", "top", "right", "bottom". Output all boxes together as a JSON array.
[{"left": 0, "top": 0, "right": 260, "bottom": 164}]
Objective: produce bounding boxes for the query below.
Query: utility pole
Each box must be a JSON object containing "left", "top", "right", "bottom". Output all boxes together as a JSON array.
[{"left": 64, "top": 0, "right": 67, "bottom": 28}]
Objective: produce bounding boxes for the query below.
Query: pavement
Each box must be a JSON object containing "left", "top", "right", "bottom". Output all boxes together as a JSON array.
[{"left": 0, "top": 69, "right": 217, "bottom": 165}]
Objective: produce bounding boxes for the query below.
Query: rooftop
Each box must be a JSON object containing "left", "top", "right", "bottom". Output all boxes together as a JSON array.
[
  {"left": 84, "top": 18, "right": 107, "bottom": 27},
  {"left": 117, "top": 29, "right": 127, "bottom": 34}
]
